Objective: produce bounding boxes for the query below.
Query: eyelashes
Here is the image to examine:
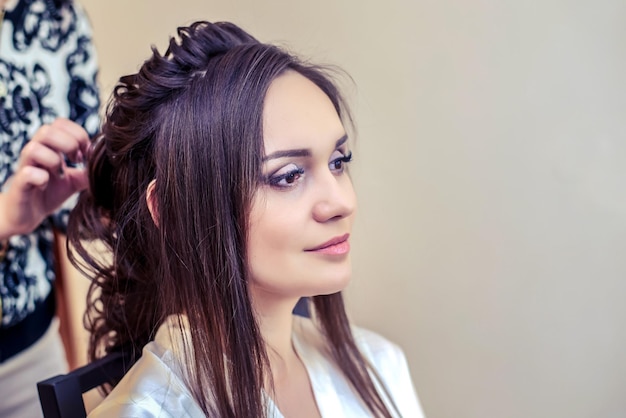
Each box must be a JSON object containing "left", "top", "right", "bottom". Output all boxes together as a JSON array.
[
  {"left": 330, "top": 150, "right": 352, "bottom": 171},
  {"left": 267, "top": 166, "right": 305, "bottom": 187},
  {"left": 264, "top": 150, "right": 353, "bottom": 189}
]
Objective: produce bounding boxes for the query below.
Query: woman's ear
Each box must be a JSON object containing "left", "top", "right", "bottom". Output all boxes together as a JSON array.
[{"left": 146, "top": 179, "right": 159, "bottom": 227}]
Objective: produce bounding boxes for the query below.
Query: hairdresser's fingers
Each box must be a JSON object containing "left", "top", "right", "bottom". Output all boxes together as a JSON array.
[
  {"left": 0, "top": 166, "right": 51, "bottom": 236},
  {"left": 18, "top": 140, "right": 65, "bottom": 176},
  {"left": 62, "top": 166, "right": 89, "bottom": 192},
  {"left": 27, "top": 119, "right": 89, "bottom": 165},
  {"left": 10, "top": 165, "right": 51, "bottom": 193},
  {"left": 1, "top": 161, "right": 89, "bottom": 236},
  {"left": 15, "top": 142, "right": 87, "bottom": 198},
  {"left": 51, "top": 118, "right": 90, "bottom": 157}
]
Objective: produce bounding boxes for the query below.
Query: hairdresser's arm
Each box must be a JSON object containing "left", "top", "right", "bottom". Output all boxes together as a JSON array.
[{"left": 0, "top": 118, "right": 89, "bottom": 240}]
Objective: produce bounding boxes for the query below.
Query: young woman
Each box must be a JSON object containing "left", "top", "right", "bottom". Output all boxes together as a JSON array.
[{"left": 69, "top": 20, "right": 424, "bottom": 418}]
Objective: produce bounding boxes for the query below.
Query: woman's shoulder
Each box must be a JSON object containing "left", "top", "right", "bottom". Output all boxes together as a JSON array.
[
  {"left": 88, "top": 347, "right": 203, "bottom": 417},
  {"left": 88, "top": 317, "right": 204, "bottom": 417}
]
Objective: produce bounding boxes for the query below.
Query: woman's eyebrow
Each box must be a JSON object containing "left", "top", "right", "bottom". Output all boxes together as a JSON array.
[
  {"left": 263, "top": 148, "right": 311, "bottom": 161},
  {"left": 335, "top": 134, "right": 348, "bottom": 148},
  {"left": 263, "top": 134, "right": 349, "bottom": 162}
]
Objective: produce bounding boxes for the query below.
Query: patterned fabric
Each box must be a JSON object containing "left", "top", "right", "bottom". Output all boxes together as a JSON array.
[{"left": 0, "top": 0, "right": 99, "bottom": 327}]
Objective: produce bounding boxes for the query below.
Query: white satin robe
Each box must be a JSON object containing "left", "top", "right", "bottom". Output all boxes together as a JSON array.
[{"left": 88, "top": 315, "right": 425, "bottom": 417}]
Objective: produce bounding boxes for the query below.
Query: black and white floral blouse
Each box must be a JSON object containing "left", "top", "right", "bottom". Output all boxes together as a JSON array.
[{"left": 0, "top": 0, "right": 99, "bottom": 327}]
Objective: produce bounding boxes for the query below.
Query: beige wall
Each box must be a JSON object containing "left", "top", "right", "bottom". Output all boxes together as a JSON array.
[{"left": 78, "top": 0, "right": 626, "bottom": 417}]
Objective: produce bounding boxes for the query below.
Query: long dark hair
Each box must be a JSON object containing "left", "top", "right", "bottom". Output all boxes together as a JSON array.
[{"left": 68, "top": 21, "right": 393, "bottom": 418}]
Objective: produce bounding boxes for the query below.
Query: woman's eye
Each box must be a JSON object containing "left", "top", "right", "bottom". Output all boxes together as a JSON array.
[
  {"left": 266, "top": 164, "right": 305, "bottom": 188},
  {"left": 329, "top": 150, "right": 353, "bottom": 173}
]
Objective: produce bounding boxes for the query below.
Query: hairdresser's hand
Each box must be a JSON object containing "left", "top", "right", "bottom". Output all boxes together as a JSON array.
[{"left": 0, "top": 118, "right": 89, "bottom": 239}]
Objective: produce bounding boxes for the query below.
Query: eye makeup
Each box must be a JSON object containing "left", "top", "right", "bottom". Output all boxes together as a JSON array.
[
  {"left": 261, "top": 134, "right": 352, "bottom": 190},
  {"left": 329, "top": 150, "right": 352, "bottom": 172},
  {"left": 266, "top": 164, "right": 305, "bottom": 188}
]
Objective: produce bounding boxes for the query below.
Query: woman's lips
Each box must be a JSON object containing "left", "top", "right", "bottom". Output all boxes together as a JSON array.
[{"left": 305, "top": 234, "right": 350, "bottom": 255}]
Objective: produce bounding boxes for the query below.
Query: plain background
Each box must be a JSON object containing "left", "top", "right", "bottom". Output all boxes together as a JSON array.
[{"left": 74, "top": 0, "right": 626, "bottom": 417}]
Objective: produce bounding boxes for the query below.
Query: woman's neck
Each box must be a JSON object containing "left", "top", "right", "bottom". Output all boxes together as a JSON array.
[
  {"left": 251, "top": 292, "right": 301, "bottom": 382},
  {"left": 252, "top": 294, "right": 322, "bottom": 417}
]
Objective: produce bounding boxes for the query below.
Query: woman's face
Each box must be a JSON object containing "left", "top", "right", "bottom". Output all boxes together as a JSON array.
[{"left": 247, "top": 70, "right": 357, "bottom": 309}]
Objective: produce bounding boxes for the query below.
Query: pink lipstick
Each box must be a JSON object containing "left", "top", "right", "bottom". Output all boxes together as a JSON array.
[{"left": 306, "top": 234, "right": 350, "bottom": 255}]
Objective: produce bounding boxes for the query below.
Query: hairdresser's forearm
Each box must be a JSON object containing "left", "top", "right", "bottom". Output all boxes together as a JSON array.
[{"left": 0, "top": 191, "right": 19, "bottom": 240}]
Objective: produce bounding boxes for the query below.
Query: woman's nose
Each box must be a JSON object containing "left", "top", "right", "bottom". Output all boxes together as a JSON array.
[{"left": 312, "top": 173, "right": 357, "bottom": 223}]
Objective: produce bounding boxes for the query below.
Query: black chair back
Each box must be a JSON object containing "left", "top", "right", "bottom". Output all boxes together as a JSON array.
[{"left": 38, "top": 351, "right": 134, "bottom": 418}]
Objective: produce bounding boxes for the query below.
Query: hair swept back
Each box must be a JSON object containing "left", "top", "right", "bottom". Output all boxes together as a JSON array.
[{"left": 68, "top": 20, "right": 393, "bottom": 418}]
